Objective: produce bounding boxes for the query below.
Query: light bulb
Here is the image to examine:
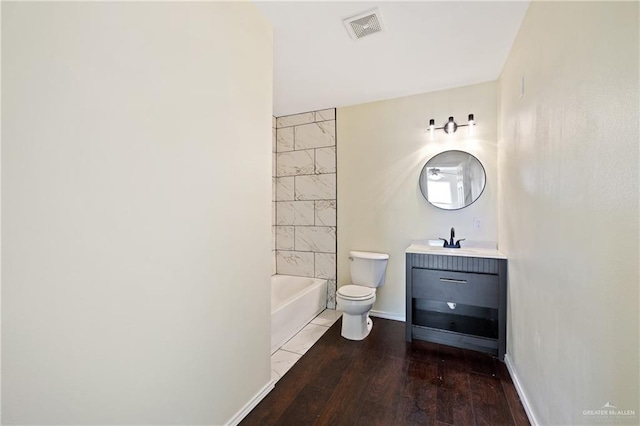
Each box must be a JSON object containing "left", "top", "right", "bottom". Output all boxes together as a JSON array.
[
  {"left": 429, "top": 119, "right": 435, "bottom": 140},
  {"left": 445, "top": 117, "right": 456, "bottom": 134}
]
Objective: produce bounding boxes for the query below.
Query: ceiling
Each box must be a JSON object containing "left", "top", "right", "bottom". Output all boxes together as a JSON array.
[{"left": 254, "top": 1, "right": 530, "bottom": 117}]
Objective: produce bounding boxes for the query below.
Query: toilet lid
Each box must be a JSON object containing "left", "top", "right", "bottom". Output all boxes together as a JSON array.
[{"left": 337, "top": 285, "right": 375, "bottom": 300}]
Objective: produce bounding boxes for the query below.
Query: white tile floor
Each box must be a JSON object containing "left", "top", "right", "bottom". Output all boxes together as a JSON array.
[{"left": 271, "top": 309, "right": 342, "bottom": 383}]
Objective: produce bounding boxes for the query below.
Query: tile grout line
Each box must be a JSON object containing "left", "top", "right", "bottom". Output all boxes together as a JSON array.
[
  {"left": 276, "top": 317, "right": 336, "bottom": 358},
  {"left": 277, "top": 348, "right": 305, "bottom": 356}
]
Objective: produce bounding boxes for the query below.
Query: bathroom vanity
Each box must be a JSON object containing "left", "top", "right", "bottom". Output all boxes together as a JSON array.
[{"left": 405, "top": 244, "right": 507, "bottom": 360}]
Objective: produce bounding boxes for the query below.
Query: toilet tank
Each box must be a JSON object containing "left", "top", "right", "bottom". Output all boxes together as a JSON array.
[{"left": 349, "top": 251, "right": 389, "bottom": 288}]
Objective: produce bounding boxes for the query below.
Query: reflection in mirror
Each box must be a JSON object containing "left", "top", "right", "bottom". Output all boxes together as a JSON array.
[{"left": 419, "top": 150, "right": 486, "bottom": 210}]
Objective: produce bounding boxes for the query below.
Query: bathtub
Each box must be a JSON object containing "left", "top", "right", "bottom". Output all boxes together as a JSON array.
[{"left": 271, "top": 275, "right": 328, "bottom": 354}]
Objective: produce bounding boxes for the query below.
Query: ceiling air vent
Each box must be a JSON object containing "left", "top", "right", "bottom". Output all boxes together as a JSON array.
[{"left": 343, "top": 9, "right": 384, "bottom": 40}]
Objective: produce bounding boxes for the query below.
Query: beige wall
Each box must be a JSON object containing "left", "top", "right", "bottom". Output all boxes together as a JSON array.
[
  {"left": 337, "top": 81, "right": 498, "bottom": 318},
  {"left": 498, "top": 2, "right": 639, "bottom": 424},
  {"left": 2, "top": 2, "right": 272, "bottom": 424}
]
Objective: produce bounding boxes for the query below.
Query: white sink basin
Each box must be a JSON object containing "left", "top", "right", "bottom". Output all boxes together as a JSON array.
[
  {"left": 406, "top": 243, "right": 506, "bottom": 259},
  {"left": 442, "top": 248, "right": 481, "bottom": 255},
  {"left": 409, "top": 244, "right": 479, "bottom": 254}
]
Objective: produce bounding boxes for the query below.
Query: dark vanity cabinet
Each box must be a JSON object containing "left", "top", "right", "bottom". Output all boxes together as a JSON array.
[{"left": 406, "top": 252, "right": 507, "bottom": 360}]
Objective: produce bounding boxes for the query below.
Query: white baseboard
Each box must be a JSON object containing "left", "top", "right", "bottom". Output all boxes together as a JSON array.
[
  {"left": 370, "top": 309, "right": 405, "bottom": 322},
  {"left": 226, "top": 378, "right": 275, "bottom": 426},
  {"left": 504, "top": 353, "right": 540, "bottom": 426}
]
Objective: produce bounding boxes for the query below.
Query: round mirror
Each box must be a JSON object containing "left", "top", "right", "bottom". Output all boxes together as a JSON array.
[{"left": 419, "top": 150, "right": 486, "bottom": 210}]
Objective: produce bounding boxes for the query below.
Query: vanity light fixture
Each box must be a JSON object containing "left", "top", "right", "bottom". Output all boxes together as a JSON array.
[{"left": 429, "top": 114, "right": 476, "bottom": 139}]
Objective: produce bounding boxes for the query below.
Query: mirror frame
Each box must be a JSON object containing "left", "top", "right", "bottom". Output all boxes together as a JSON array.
[{"left": 419, "top": 150, "right": 486, "bottom": 211}]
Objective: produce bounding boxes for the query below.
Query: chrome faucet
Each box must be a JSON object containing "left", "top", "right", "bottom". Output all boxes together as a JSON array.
[{"left": 440, "top": 227, "right": 465, "bottom": 248}]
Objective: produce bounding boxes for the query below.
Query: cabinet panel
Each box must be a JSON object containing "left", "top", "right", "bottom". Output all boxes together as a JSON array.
[
  {"left": 412, "top": 268, "right": 499, "bottom": 309},
  {"left": 406, "top": 252, "right": 507, "bottom": 360},
  {"left": 412, "top": 307, "right": 498, "bottom": 339},
  {"left": 408, "top": 253, "right": 500, "bottom": 274},
  {"left": 412, "top": 325, "right": 499, "bottom": 353}
]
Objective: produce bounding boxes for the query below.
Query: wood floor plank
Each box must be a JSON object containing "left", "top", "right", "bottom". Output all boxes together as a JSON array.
[
  {"left": 403, "top": 359, "right": 439, "bottom": 399},
  {"left": 394, "top": 359, "right": 438, "bottom": 424},
  {"left": 355, "top": 316, "right": 402, "bottom": 356},
  {"left": 368, "top": 316, "right": 411, "bottom": 359},
  {"left": 240, "top": 333, "right": 334, "bottom": 424},
  {"left": 307, "top": 342, "right": 355, "bottom": 391},
  {"left": 466, "top": 349, "right": 498, "bottom": 377},
  {"left": 313, "top": 350, "right": 385, "bottom": 426},
  {"left": 436, "top": 364, "right": 474, "bottom": 425},
  {"left": 238, "top": 384, "right": 298, "bottom": 426},
  {"left": 495, "top": 359, "right": 531, "bottom": 426},
  {"left": 364, "top": 355, "right": 409, "bottom": 408},
  {"left": 273, "top": 384, "right": 332, "bottom": 426},
  {"left": 394, "top": 396, "right": 432, "bottom": 425},
  {"left": 469, "top": 372, "right": 514, "bottom": 426},
  {"left": 354, "top": 401, "right": 398, "bottom": 426},
  {"left": 242, "top": 318, "right": 529, "bottom": 426},
  {"left": 411, "top": 340, "right": 468, "bottom": 372}
]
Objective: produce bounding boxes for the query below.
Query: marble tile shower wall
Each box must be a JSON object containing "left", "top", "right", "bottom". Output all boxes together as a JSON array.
[
  {"left": 275, "top": 109, "right": 337, "bottom": 309},
  {"left": 272, "top": 116, "right": 277, "bottom": 275}
]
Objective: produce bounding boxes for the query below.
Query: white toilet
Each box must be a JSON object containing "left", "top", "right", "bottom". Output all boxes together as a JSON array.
[{"left": 336, "top": 251, "right": 389, "bottom": 340}]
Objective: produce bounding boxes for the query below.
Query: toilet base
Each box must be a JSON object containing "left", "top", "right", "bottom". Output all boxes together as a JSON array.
[{"left": 341, "top": 312, "right": 373, "bottom": 340}]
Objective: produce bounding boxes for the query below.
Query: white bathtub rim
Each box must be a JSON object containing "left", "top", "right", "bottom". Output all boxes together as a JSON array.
[
  {"left": 270, "top": 274, "right": 328, "bottom": 355},
  {"left": 271, "top": 275, "right": 327, "bottom": 314}
]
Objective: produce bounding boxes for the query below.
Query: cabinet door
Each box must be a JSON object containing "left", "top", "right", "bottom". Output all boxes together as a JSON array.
[{"left": 412, "top": 268, "right": 499, "bottom": 309}]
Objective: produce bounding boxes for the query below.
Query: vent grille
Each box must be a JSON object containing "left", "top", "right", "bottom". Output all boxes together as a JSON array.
[
  {"left": 349, "top": 14, "right": 382, "bottom": 39},
  {"left": 343, "top": 9, "right": 384, "bottom": 40}
]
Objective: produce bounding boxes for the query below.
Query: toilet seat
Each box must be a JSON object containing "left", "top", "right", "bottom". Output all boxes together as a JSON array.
[{"left": 337, "top": 285, "right": 375, "bottom": 301}]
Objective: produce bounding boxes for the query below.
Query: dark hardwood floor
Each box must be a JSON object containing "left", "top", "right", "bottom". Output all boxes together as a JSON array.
[{"left": 241, "top": 318, "right": 529, "bottom": 426}]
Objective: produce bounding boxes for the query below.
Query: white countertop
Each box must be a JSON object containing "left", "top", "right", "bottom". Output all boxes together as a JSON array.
[{"left": 406, "top": 241, "right": 507, "bottom": 260}]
